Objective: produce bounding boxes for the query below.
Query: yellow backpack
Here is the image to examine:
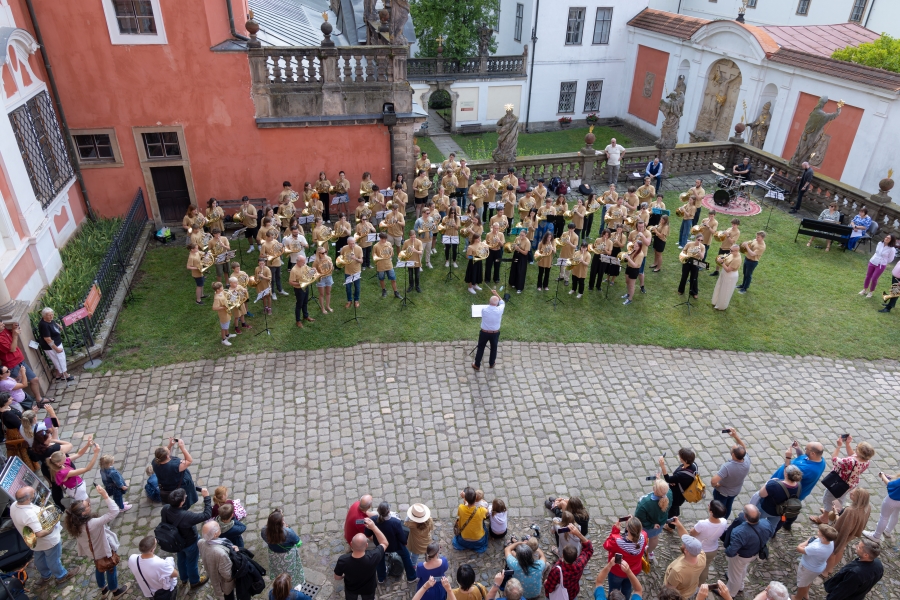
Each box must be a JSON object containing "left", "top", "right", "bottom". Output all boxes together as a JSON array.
[{"left": 682, "top": 471, "right": 706, "bottom": 503}]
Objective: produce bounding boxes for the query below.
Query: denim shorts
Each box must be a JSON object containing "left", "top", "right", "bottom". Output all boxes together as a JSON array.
[
  {"left": 194, "top": 276, "right": 205, "bottom": 287},
  {"left": 317, "top": 275, "right": 334, "bottom": 287},
  {"left": 377, "top": 269, "right": 396, "bottom": 281},
  {"left": 220, "top": 320, "right": 231, "bottom": 331},
  {"left": 10, "top": 362, "right": 35, "bottom": 381},
  {"left": 645, "top": 526, "right": 663, "bottom": 539}
]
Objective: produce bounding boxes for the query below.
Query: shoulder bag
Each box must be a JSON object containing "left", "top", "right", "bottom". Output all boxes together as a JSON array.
[
  {"left": 85, "top": 521, "right": 120, "bottom": 573},
  {"left": 548, "top": 565, "right": 568, "bottom": 600},
  {"left": 821, "top": 469, "right": 851, "bottom": 499},
  {"left": 454, "top": 506, "right": 479, "bottom": 537}
]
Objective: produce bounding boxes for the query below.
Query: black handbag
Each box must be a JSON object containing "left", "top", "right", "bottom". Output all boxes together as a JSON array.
[
  {"left": 822, "top": 470, "right": 851, "bottom": 499},
  {"left": 136, "top": 557, "right": 177, "bottom": 600}
]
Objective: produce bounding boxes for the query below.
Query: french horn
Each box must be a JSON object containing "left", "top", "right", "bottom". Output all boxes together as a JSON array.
[
  {"left": 297, "top": 265, "right": 322, "bottom": 289},
  {"left": 374, "top": 245, "right": 393, "bottom": 261},
  {"left": 199, "top": 232, "right": 213, "bottom": 251},
  {"left": 200, "top": 251, "right": 216, "bottom": 273},
  {"left": 22, "top": 502, "right": 63, "bottom": 549},
  {"left": 265, "top": 241, "right": 285, "bottom": 262},
  {"left": 739, "top": 242, "right": 750, "bottom": 254},
  {"left": 563, "top": 210, "right": 574, "bottom": 220},
  {"left": 248, "top": 276, "right": 258, "bottom": 287},
  {"left": 472, "top": 245, "right": 490, "bottom": 261},
  {"left": 503, "top": 242, "right": 514, "bottom": 253},
  {"left": 675, "top": 206, "right": 686, "bottom": 217},
  {"left": 187, "top": 213, "right": 208, "bottom": 234},
  {"left": 617, "top": 241, "right": 635, "bottom": 263},
  {"left": 236, "top": 272, "right": 250, "bottom": 287},
  {"left": 679, "top": 191, "right": 690, "bottom": 202},
  {"left": 554, "top": 238, "right": 564, "bottom": 250},
  {"left": 317, "top": 227, "right": 334, "bottom": 246},
  {"left": 714, "top": 230, "right": 728, "bottom": 242},
  {"left": 232, "top": 211, "right": 244, "bottom": 224},
  {"left": 691, "top": 224, "right": 703, "bottom": 236},
  {"left": 883, "top": 282, "right": 900, "bottom": 302},
  {"left": 398, "top": 248, "right": 413, "bottom": 262},
  {"left": 224, "top": 288, "right": 243, "bottom": 311},
  {"left": 679, "top": 244, "right": 705, "bottom": 264},
  {"left": 335, "top": 254, "right": 348, "bottom": 268},
  {"left": 566, "top": 251, "right": 584, "bottom": 271},
  {"left": 287, "top": 190, "right": 300, "bottom": 203}
]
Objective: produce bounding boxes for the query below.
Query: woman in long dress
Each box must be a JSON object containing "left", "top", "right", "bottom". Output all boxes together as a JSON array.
[
  {"left": 711, "top": 244, "right": 741, "bottom": 310},
  {"left": 261, "top": 509, "right": 305, "bottom": 585}
]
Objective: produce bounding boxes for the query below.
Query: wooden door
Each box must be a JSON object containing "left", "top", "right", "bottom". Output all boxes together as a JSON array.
[{"left": 150, "top": 166, "right": 190, "bottom": 222}]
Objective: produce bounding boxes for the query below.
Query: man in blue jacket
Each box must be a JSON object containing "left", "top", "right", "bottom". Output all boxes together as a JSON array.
[{"left": 724, "top": 505, "right": 774, "bottom": 597}]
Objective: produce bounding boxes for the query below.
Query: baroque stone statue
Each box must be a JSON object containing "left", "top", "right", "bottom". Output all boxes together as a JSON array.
[
  {"left": 492, "top": 104, "right": 519, "bottom": 164},
  {"left": 657, "top": 75, "right": 686, "bottom": 150},
  {"left": 391, "top": 0, "right": 410, "bottom": 46},
  {"left": 478, "top": 25, "right": 493, "bottom": 56},
  {"left": 790, "top": 96, "right": 842, "bottom": 167},
  {"left": 746, "top": 101, "right": 772, "bottom": 149},
  {"left": 690, "top": 60, "right": 742, "bottom": 143}
]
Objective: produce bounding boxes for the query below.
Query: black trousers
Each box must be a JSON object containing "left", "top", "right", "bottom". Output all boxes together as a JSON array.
[
  {"left": 678, "top": 262, "right": 699, "bottom": 296},
  {"left": 589, "top": 255, "right": 605, "bottom": 289},
  {"left": 583, "top": 214, "right": 594, "bottom": 239},
  {"left": 793, "top": 189, "right": 806, "bottom": 211},
  {"left": 474, "top": 330, "right": 500, "bottom": 368},
  {"left": 445, "top": 243, "right": 458, "bottom": 261},
  {"left": 553, "top": 216, "right": 564, "bottom": 238},
  {"left": 321, "top": 193, "right": 330, "bottom": 221},
  {"left": 362, "top": 246, "right": 372, "bottom": 268},
  {"left": 537, "top": 266, "right": 551, "bottom": 289},
  {"left": 294, "top": 287, "right": 309, "bottom": 321},
  {"left": 485, "top": 249, "right": 502, "bottom": 282},
  {"left": 886, "top": 276, "right": 899, "bottom": 311},
  {"left": 572, "top": 276, "right": 585, "bottom": 294},
  {"left": 407, "top": 267, "right": 420, "bottom": 288},
  {"left": 336, "top": 236, "right": 348, "bottom": 255}
]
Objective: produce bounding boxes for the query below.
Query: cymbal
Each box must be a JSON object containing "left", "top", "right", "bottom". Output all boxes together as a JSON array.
[
  {"left": 712, "top": 162, "right": 725, "bottom": 170},
  {"left": 711, "top": 170, "right": 726, "bottom": 177}
]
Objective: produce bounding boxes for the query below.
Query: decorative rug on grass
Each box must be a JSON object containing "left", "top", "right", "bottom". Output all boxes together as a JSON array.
[{"left": 701, "top": 193, "right": 762, "bottom": 216}]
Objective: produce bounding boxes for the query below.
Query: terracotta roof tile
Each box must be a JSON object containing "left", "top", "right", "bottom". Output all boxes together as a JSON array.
[
  {"left": 761, "top": 23, "right": 880, "bottom": 57},
  {"left": 627, "top": 8, "right": 709, "bottom": 40},
  {"left": 736, "top": 22, "right": 780, "bottom": 56},
  {"left": 769, "top": 48, "right": 900, "bottom": 92}
]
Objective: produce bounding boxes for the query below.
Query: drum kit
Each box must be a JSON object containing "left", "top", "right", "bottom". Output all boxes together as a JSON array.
[{"left": 710, "top": 162, "right": 755, "bottom": 208}]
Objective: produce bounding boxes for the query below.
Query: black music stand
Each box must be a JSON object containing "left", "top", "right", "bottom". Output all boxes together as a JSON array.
[
  {"left": 343, "top": 273, "right": 363, "bottom": 327},
  {"left": 546, "top": 258, "right": 567, "bottom": 310},
  {"left": 231, "top": 228, "right": 247, "bottom": 268},
  {"left": 673, "top": 258, "right": 706, "bottom": 315},
  {"left": 444, "top": 237, "right": 461, "bottom": 284},
  {"left": 603, "top": 256, "right": 619, "bottom": 302},
  {"left": 254, "top": 288, "right": 273, "bottom": 336},
  {"left": 397, "top": 262, "right": 415, "bottom": 310},
  {"left": 499, "top": 254, "right": 514, "bottom": 303}
]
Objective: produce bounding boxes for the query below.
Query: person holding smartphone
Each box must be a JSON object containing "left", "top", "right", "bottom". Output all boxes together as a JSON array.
[
  {"left": 864, "top": 471, "right": 900, "bottom": 541},
  {"left": 152, "top": 438, "right": 198, "bottom": 508},
  {"left": 602, "top": 518, "right": 644, "bottom": 600},
  {"left": 503, "top": 539, "right": 545, "bottom": 599},
  {"left": 0, "top": 317, "right": 51, "bottom": 406},
  {"left": 709, "top": 428, "right": 750, "bottom": 518},
  {"left": 593, "top": 557, "right": 643, "bottom": 600},
  {"left": 818, "top": 436, "right": 875, "bottom": 520}
]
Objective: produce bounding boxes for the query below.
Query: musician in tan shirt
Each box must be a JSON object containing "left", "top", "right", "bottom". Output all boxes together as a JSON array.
[
  {"left": 456, "top": 159, "right": 471, "bottom": 205},
  {"left": 517, "top": 192, "right": 536, "bottom": 221},
  {"left": 569, "top": 242, "right": 590, "bottom": 297},
  {"left": 355, "top": 197, "right": 372, "bottom": 224},
  {"left": 206, "top": 199, "right": 224, "bottom": 234},
  {"left": 226, "top": 276, "right": 250, "bottom": 332},
  {"left": 489, "top": 213, "right": 508, "bottom": 234},
  {"left": 738, "top": 231, "right": 766, "bottom": 293},
  {"left": 256, "top": 217, "right": 274, "bottom": 246},
  {"left": 484, "top": 223, "right": 504, "bottom": 285},
  {"left": 355, "top": 216, "right": 376, "bottom": 269},
  {"left": 501, "top": 168, "right": 518, "bottom": 194},
  {"left": 688, "top": 179, "right": 706, "bottom": 226},
  {"left": 413, "top": 170, "right": 432, "bottom": 218},
  {"left": 392, "top": 184, "right": 408, "bottom": 215},
  {"left": 712, "top": 218, "right": 741, "bottom": 277},
  {"left": 261, "top": 230, "right": 286, "bottom": 296},
  {"left": 559, "top": 224, "right": 579, "bottom": 283},
  {"left": 536, "top": 232, "right": 555, "bottom": 291},
  {"left": 441, "top": 153, "right": 459, "bottom": 174},
  {"left": 698, "top": 210, "right": 718, "bottom": 258},
  {"left": 288, "top": 256, "right": 314, "bottom": 326},
  {"left": 333, "top": 214, "right": 353, "bottom": 255},
  {"left": 334, "top": 171, "right": 351, "bottom": 218},
  {"left": 416, "top": 153, "right": 432, "bottom": 174},
  {"left": 312, "top": 218, "right": 331, "bottom": 249},
  {"left": 440, "top": 171, "right": 458, "bottom": 198},
  {"left": 211, "top": 282, "right": 235, "bottom": 345},
  {"left": 650, "top": 215, "right": 670, "bottom": 272},
  {"left": 186, "top": 244, "right": 205, "bottom": 304},
  {"left": 637, "top": 177, "right": 656, "bottom": 207},
  {"left": 468, "top": 176, "right": 488, "bottom": 219},
  {"left": 208, "top": 229, "right": 231, "bottom": 283},
  {"left": 624, "top": 186, "right": 640, "bottom": 213},
  {"left": 381, "top": 206, "right": 404, "bottom": 248},
  {"left": 373, "top": 233, "right": 401, "bottom": 298},
  {"left": 253, "top": 257, "right": 272, "bottom": 315},
  {"left": 484, "top": 173, "right": 501, "bottom": 221},
  {"left": 533, "top": 180, "right": 548, "bottom": 203},
  {"left": 370, "top": 188, "right": 387, "bottom": 229},
  {"left": 314, "top": 172, "right": 332, "bottom": 222},
  {"left": 340, "top": 236, "right": 364, "bottom": 308},
  {"left": 401, "top": 231, "right": 424, "bottom": 293}
]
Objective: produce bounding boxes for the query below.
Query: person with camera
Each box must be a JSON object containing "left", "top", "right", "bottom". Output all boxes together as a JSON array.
[
  {"left": 129, "top": 535, "right": 178, "bottom": 599},
  {"left": 602, "top": 517, "right": 646, "bottom": 600},
  {"left": 724, "top": 505, "right": 774, "bottom": 597},
  {"left": 334, "top": 517, "right": 389, "bottom": 600},
  {"left": 593, "top": 557, "right": 643, "bottom": 600},
  {"left": 544, "top": 523, "right": 593, "bottom": 600},
  {"left": 160, "top": 486, "right": 211, "bottom": 590},
  {"left": 710, "top": 428, "right": 750, "bottom": 517},
  {"left": 152, "top": 438, "right": 198, "bottom": 507},
  {"left": 64, "top": 483, "right": 131, "bottom": 598},
  {"left": 0, "top": 317, "right": 50, "bottom": 406},
  {"left": 503, "top": 538, "right": 545, "bottom": 600}
]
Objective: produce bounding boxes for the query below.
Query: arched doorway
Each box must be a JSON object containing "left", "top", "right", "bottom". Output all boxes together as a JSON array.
[
  {"left": 421, "top": 85, "right": 458, "bottom": 133},
  {"left": 689, "top": 59, "right": 742, "bottom": 143}
]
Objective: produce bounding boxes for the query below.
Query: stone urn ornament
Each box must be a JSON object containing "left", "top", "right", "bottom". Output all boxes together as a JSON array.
[
  {"left": 869, "top": 169, "right": 895, "bottom": 206},
  {"left": 245, "top": 10, "right": 260, "bottom": 47},
  {"left": 580, "top": 126, "right": 597, "bottom": 156}
]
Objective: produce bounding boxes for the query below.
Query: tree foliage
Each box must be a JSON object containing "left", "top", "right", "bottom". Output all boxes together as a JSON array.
[
  {"left": 410, "top": 0, "right": 500, "bottom": 59},
  {"left": 831, "top": 34, "right": 900, "bottom": 74}
]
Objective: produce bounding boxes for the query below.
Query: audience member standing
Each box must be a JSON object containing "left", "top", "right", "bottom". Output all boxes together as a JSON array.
[
  {"left": 663, "top": 528, "right": 706, "bottom": 600},
  {"left": 821, "top": 487, "right": 871, "bottom": 578},
  {"left": 794, "top": 524, "right": 837, "bottom": 600},
  {"left": 261, "top": 509, "right": 306, "bottom": 586},
  {"left": 602, "top": 517, "right": 646, "bottom": 599},
  {"left": 415, "top": 542, "right": 449, "bottom": 600},
  {"left": 160, "top": 487, "right": 211, "bottom": 590},
  {"left": 199, "top": 521, "right": 235, "bottom": 600},
  {"left": 10, "top": 486, "right": 78, "bottom": 585},
  {"left": 864, "top": 471, "right": 900, "bottom": 541},
  {"left": 405, "top": 503, "right": 435, "bottom": 564},
  {"left": 770, "top": 440, "right": 826, "bottom": 532},
  {"left": 724, "top": 505, "right": 773, "bottom": 597},
  {"left": 129, "top": 535, "right": 178, "bottom": 599},
  {"left": 821, "top": 436, "right": 874, "bottom": 518},
  {"left": 153, "top": 438, "right": 198, "bottom": 507},
  {"left": 344, "top": 495, "right": 374, "bottom": 545},
  {"left": 660, "top": 448, "right": 699, "bottom": 526},
  {"left": 634, "top": 478, "right": 672, "bottom": 561},
  {"left": 370, "top": 501, "right": 416, "bottom": 583},
  {"left": 686, "top": 502, "right": 729, "bottom": 585},
  {"left": 335, "top": 517, "right": 389, "bottom": 600},
  {"left": 710, "top": 428, "right": 750, "bottom": 517},
  {"left": 593, "top": 558, "right": 643, "bottom": 600},
  {"left": 544, "top": 525, "right": 593, "bottom": 600},
  {"left": 823, "top": 538, "right": 883, "bottom": 600}
]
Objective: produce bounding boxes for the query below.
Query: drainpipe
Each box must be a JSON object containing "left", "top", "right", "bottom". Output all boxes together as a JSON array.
[
  {"left": 226, "top": 0, "right": 250, "bottom": 41},
  {"left": 864, "top": 0, "right": 877, "bottom": 29},
  {"left": 24, "top": 0, "right": 96, "bottom": 221},
  {"left": 524, "top": 0, "right": 539, "bottom": 133}
]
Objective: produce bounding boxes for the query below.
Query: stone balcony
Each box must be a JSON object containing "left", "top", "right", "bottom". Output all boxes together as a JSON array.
[{"left": 407, "top": 49, "right": 528, "bottom": 81}]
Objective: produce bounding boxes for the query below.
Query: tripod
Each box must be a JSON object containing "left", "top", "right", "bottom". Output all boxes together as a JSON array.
[
  {"left": 546, "top": 261, "right": 566, "bottom": 310},
  {"left": 498, "top": 254, "right": 514, "bottom": 303},
  {"left": 398, "top": 264, "right": 415, "bottom": 310}
]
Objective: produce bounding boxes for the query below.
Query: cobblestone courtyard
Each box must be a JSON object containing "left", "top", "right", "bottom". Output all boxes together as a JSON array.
[{"left": 26, "top": 342, "right": 900, "bottom": 600}]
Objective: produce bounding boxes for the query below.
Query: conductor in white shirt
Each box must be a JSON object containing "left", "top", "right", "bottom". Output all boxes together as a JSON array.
[
  {"left": 129, "top": 535, "right": 178, "bottom": 598},
  {"left": 472, "top": 289, "right": 505, "bottom": 371}
]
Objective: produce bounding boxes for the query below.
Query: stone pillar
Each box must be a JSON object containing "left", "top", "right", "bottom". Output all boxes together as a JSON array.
[
  {"left": 321, "top": 47, "right": 343, "bottom": 116},
  {"left": 391, "top": 122, "right": 416, "bottom": 184}
]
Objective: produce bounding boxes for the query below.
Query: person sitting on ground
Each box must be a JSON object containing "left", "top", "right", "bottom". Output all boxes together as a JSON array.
[
  {"left": 545, "top": 495, "right": 590, "bottom": 535},
  {"left": 603, "top": 516, "right": 647, "bottom": 600},
  {"left": 593, "top": 557, "right": 644, "bottom": 600},
  {"left": 488, "top": 498, "right": 508, "bottom": 539},
  {"left": 451, "top": 564, "right": 488, "bottom": 600},
  {"left": 452, "top": 487, "right": 489, "bottom": 553},
  {"left": 216, "top": 503, "right": 247, "bottom": 548},
  {"left": 663, "top": 519, "right": 706, "bottom": 600},
  {"left": 545, "top": 523, "right": 593, "bottom": 600},
  {"left": 504, "top": 539, "right": 546, "bottom": 600},
  {"left": 144, "top": 465, "right": 161, "bottom": 503},
  {"left": 212, "top": 486, "right": 245, "bottom": 520},
  {"left": 405, "top": 503, "right": 434, "bottom": 564}
]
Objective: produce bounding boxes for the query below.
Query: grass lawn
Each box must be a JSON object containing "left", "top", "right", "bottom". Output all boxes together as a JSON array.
[
  {"left": 451, "top": 126, "right": 630, "bottom": 160},
  {"left": 414, "top": 136, "right": 445, "bottom": 164},
  {"left": 103, "top": 194, "right": 897, "bottom": 371}
]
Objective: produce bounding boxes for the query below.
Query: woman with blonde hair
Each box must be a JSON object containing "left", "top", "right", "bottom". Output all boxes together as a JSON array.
[
  {"left": 633, "top": 477, "right": 672, "bottom": 560},
  {"left": 822, "top": 487, "right": 871, "bottom": 577},
  {"left": 818, "top": 436, "right": 875, "bottom": 519},
  {"left": 20, "top": 405, "right": 59, "bottom": 447}
]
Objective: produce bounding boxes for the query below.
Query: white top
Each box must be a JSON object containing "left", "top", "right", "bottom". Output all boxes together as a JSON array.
[
  {"left": 893, "top": 262, "right": 900, "bottom": 278},
  {"left": 283, "top": 234, "right": 308, "bottom": 262},
  {"left": 479, "top": 300, "right": 505, "bottom": 331},
  {"left": 489, "top": 509, "right": 508, "bottom": 534},
  {"left": 10, "top": 501, "right": 61, "bottom": 552},
  {"left": 129, "top": 554, "right": 178, "bottom": 597},
  {"left": 604, "top": 145, "right": 624, "bottom": 166},
  {"left": 869, "top": 241, "right": 896, "bottom": 267},
  {"left": 799, "top": 538, "right": 834, "bottom": 573},
  {"left": 692, "top": 518, "right": 728, "bottom": 553}
]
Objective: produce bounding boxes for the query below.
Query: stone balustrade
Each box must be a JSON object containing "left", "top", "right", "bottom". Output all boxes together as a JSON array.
[
  {"left": 408, "top": 50, "right": 528, "bottom": 81},
  {"left": 463, "top": 141, "right": 900, "bottom": 241}
]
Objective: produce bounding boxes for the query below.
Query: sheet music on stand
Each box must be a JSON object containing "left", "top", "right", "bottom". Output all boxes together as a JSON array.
[
  {"left": 344, "top": 272, "right": 361, "bottom": 285},
  {"left": 255, "top": 287, "right": 271, "bottom": 303},
  {"left": 299, "top": 216, "right": 314, "bottom": 225},
  {"left": 442, "top": 235, "right": 460, "bottom": 244},
  {"left": 395, "top": 261, "right": 414, "bottom": 268},
  {"left": 0, "top": 456, "right": 50, "bottom": 506},
  {"left": 460, "top": 215, "right": 470, "bottom": 223},
  {"left": 376, "top": 211, "right": 388, "bottom": 219},
  {"left": 488, "top": 202, "right": 498, "bottom": 209},
  {"left": 330, "top": 196, "right": 340, "bottom": 205},
  {"left": 231, "top": 228, "right": 247, "bottom": 239},
  {"left": 471, "top": 304, "right": 489, "bottom": 318},
  {"left": 383, "top": 189, "right": 394, "bottom": 197},
  {"left": 367, "top": 233, "right": 379, "bottom": 243},
  {"left": 690, "top": 258, "right": 709, "bottom": 270},
  {"left": 556, "top": 258, "right": 569, "bottom": 267},
  {"left": 509, "top": 227, "right": 524, "bottom": 235},
  {"left": 215, "top": 250, "right": 236, "bottom": 264},
  {"left": 600, "top": 255, "right": 620, "bottom": 265}
]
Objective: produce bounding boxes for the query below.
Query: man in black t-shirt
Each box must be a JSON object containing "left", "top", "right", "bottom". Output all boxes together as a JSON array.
[{"left": 335, "top": 517, "right": 388, "bottom": 600}]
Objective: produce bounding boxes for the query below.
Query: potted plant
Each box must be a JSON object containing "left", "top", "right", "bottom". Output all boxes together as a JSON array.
[
  {"left": 558, "top": 116, "right": 573, "bottom": 129},
  {"left": 585, "top": 113, "right": 599, "bottom": 125}
]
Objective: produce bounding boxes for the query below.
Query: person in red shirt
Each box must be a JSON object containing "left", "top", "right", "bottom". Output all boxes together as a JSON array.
[
  {"left": 544, "top": 524, "right": 593, "bottom": 600},
  {"left": 0, "top": 319, "right": 48, "bottom": 406},
  {"left": 602, "top": 517, "right": 648, "bottom": 600},
  {"left": 343, "top": 494, "right": 374, "bottom": 545}
]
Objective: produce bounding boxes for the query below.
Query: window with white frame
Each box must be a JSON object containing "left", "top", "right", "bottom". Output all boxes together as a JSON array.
[
  {"left": 9, "top": 92, "right": 74, "bottom": 209},
  {"left": 558, "top": 82, "right": 577, "bottom": 113},
  {"left": 796, "top": 0, "right": 810, "bottom": 15},
  {"left": 514, "top": 3, "right": 524, "bottom": 42},
  {"left": 592, "top": 8, "right": 612, "bottom": 44},
  {"left": 848, "top": 0, "right": 867, "bottom": 21},
  {"left": 565, "top": 8, "right": 585, "bottom": 45},
  {"left": 584, "top": 80, "right": 603, "bottom": 112},
  {"left": 101, "top": 0, "right": 167, "bottom": 45},
  {"left": 746, "top": 0, "right": 757, "bottom": 7}
]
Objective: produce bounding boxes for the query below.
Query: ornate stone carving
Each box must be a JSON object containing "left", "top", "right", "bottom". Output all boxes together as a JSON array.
[
  {"left": 657, "top": 75, "right": 686, "bottom": 150},
  {"left": 478, "top": 25, "right": 493, "bottom": 56},
  {"left": 492, "top": 104, "right": 519, "bottom": 164},
  {"left": 746, "top": 101, "right": 771, "bottom": 149},
  {"left": 642, "top": 72, "right": 655, "bottom": 98},
  {"left": 790, "top": 96, "right": 842, "bottom": 167},
  {"left": 690, "top": 60, "right": 742, "bottom": 143},
  {"left": 391, "top": 0, "right": 410, "bottom": 45}
]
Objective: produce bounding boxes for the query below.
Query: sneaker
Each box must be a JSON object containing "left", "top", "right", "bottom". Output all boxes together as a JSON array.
[
  {"left": 280, "top": 290, "right": 289, "bottom": 296},
  {"left": 474, "top": 285, "right": 482, "bottom": 291},
  {"left": 381, "top": 289, "right": 387, "bottom": 298},
  {"left": 648, "top": 551, "right": 655, "bottom": 562},
  {"left": 246, "top": 312, "right": 254, "bottom": 317},
  {"left": 623, "top": 299, "right": 632, "bottom": 305},
  {"left": 453, "top": 262, "right": 458, "bottom": 268},
  {"left": 428, "top": 264, "right": 433, "bottom": 269},
  {"left": 55, "top": 567, "right": 81, "bottom": 584},
  {"left": 859, "top": 289, "right": 867, "bottom": 295},
  {"left": 222, "top": 339, "right": 232, "bottom": 346},
  {"left": 394, "top": 291, "right": 403, "bottom": 299},
  {"left": 190, "top": 576, "right": 209, "bottom": 590},
  {"left": 112, "top": 584, "right": 133, "bottom": 597},
  {"left": 866, "top": 292, "right": 873, "bottom": 298},
  {"left": 621, "top": 293, "right": 629, "bottom": 299},
  {"left": 272, "top": 294, "right": 278, "bottom": 301},
  {"left": 468, "top": 288, "right": 477, "bottom": 294},
  {"left": 517, "top": 290, "right": 521, "bottom": 294},
  {"left": 227, "top": 333, "right": 237, "bottom": 338},
  {"left": 640, "top": 286, "right": 646, "bottom": 294},
  {"left": 568, "top": 290, "right": 575, "bottom": 295},
  {"left": 65, "top": 375, "right": 76, "bottom": 382},
  {"left": 863, "top": 530, "right": 881, "bottom": 541},
  {"left": 246, "top": 246, "right": 254, "bottom": 254},
  {"left": 544, "top": 497, "right": 555, "bottom": 510},
  {"left": 737, "top": 288, "right": 747, "bottom": 294},
  {"left": 445, "top": 261, "right": 450, "bottom": 267},
  {"left": 416, "top": 286, "right": 421, "bottom": 293},
  {"left": 710, "top": 271, "right": 719, "bottom": 277},
  {"left": 577, "top": 293, "right": 582, "bottom": 298},
  {"left": 122, "top": 502, "right": 133, "bottom": 511}
]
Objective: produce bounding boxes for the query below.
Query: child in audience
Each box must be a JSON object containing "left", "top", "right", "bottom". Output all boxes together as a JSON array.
[
  {"left": 100, "top": 454, "right": 131, "bottom": 511},
  {"left": 488, "top": 498, "right": 508, "bottom": 539},
  {"left": 217, "top": 503, "right": 247, "bottom": 547},
  {"left": 144, "top": 464, "right": 161, "bottom": 503}
]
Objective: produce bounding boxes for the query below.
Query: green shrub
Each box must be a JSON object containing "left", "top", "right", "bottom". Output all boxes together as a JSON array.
[
  {"left": 832, "top": 34, "right": 900, "bottom": 73},
  {"left": 428, "top": 89, "right": 452, "bottom": 109}
]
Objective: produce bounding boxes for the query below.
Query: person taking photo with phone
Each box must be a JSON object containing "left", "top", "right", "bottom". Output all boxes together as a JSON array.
[
  {"left": 593, "top": 557, "right": 643, "bottom": 600},
  {"left": 0, "top": 316, "right": 51, "bottom": 406}
]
